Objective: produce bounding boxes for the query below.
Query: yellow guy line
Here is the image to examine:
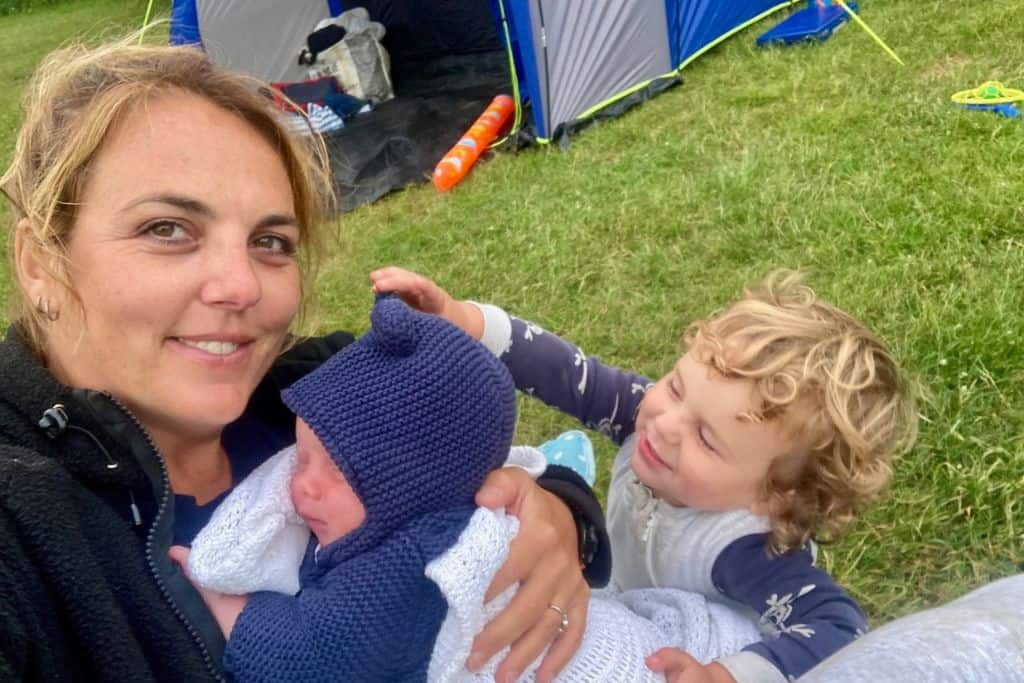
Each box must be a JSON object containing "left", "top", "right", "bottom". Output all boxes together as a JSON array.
[{"left": 834, "top": 0, "right": 904, "bottom": 66}]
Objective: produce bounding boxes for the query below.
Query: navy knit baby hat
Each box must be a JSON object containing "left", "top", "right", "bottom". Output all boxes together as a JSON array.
[{"left": 281, "top": 295, "right": 517, "bottom": 556}]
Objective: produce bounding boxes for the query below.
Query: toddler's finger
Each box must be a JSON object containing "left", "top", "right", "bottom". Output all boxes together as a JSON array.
[
  {"left": 645, "top": 647, "right": 700, "bottom": 679},
  {"left": 369, "top": 266, "right": 416, "bottom": 293}
]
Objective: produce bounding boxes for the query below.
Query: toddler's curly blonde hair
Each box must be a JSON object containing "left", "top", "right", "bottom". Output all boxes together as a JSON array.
[{"left": 684, "top": 271, "right": 918, "bottom": 553}]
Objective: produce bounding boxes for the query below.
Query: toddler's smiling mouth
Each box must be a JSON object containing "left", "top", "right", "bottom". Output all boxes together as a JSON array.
[{"left": 637, "top": 433, "right": 669, "bottom": 470}]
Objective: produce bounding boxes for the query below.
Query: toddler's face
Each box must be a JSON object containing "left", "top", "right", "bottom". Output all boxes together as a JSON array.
[
  {"left": 290, "top": 418, "right": 366, "bottom": 546},
  {"left": 632, "top": 351, "right": 793, "bottom": 513}
]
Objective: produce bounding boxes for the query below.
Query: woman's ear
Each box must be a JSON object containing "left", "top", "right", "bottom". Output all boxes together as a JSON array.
[{"left": 13, "top": 218, "right": 56, "bottom": 302}]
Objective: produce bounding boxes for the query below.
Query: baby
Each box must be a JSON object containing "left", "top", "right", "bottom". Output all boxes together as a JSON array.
[
  {"left": 184, "top": 296, "right": 762, "bottom": 682},
  {"left": 371, "top": 267, "right": 919, "bottom": 683}
]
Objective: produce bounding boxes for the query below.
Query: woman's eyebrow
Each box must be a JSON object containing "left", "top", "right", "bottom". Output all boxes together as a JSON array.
[
  {"left": 120, "top": 194, "right": 297, "bottom": 229},
  {"left": 254, "top": 213, "right": 299, "bottom": 230},
  {"left": 120, "top": 193, "right": 215, "bottom": 217}
]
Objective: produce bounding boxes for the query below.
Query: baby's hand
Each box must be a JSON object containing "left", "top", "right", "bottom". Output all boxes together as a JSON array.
[
  {"left": 169, "top": 545, "right": 250, "bottom": 638},
  {"left": 370, "top": 266, "right": 483, "bottom": 338}
]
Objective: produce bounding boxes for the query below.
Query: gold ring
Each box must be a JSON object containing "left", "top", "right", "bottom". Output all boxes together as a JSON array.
[{"left": 548, "top": 603, "right": 569, "bottom": 633}]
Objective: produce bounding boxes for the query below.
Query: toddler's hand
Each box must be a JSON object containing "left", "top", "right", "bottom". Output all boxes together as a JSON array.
[
  {"left": 169, "top": 545, "right": 250, "bottom": 638},
  {"left": 370, "top": 266, "right": 483, "bottom": 338},
  {"left": 646, "top": 648, "right": 737, "bottom": 683}
]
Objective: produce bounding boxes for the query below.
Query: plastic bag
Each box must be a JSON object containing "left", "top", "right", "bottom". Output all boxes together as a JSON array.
[{"left": 306, "top": 8, "right": 393, "bottom": 104}]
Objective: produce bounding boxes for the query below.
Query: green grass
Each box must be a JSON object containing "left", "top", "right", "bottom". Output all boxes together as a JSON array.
[
  {"left": 2, "top": 0, "right": 1023, "bottom": 623},
  {"left": 1, "top": 0, "right": 76, "bottom": 17},
  {"left": 0, "top": 0, "right": 168, "bottom": 307}
]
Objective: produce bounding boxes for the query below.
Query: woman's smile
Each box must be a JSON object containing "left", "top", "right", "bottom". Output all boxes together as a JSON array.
[
  {"left": 175, "top": 339, "right": 243, "bottom": 355},
  {"left": 168, "top": 333, "right": 258, "bottom": 365}
]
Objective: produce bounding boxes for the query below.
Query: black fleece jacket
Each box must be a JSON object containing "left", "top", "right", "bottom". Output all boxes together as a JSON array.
[{"left": 0, "top": 325, "right": 609, "bottom": 681}]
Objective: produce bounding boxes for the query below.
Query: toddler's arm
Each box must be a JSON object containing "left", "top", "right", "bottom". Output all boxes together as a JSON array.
[
  {"left": 492, "top": 310, "right": 653, "bottom": 445},
  {"left": 710, "top": 534, "right": 868, "bottom": 683},
  {"left": 371, "top": 265, "right": 653, "bottom": 446}
]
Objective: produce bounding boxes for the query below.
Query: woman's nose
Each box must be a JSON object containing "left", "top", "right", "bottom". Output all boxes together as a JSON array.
[{"left": 200, "top": 241, "right": 262, "bottom": 310}]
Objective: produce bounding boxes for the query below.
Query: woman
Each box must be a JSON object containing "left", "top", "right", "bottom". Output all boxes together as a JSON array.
[{"left": 0, "top": 40, "right": 604, "bottom": 682}]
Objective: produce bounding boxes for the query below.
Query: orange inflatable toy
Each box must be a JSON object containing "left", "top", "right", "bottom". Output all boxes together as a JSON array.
[{"left": 433, "top": 95, "right": 515, "bottom": 191}]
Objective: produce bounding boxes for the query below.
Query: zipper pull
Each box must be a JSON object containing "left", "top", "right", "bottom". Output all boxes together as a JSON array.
[
  {"left": 128, "top": 490, "right": 143, "bottom": 527},
  {"left": 37, "top": 403, "right": 69, "bottom": 438},
  {"left": 641, "top": 503, "right": 657, "bottom": 543}
]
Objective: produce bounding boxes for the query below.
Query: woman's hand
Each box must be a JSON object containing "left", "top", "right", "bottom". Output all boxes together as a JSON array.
[
  {"left": 646, "top": 648, "right": 738, "bottom": 683},
  {"left": 169, "top": 545, "right": 250, "bottom": 638},
  {"left": 471, "top": 466, "right": 589, "bottom": 683},
  {"left": 370, "top": 266, "right": 483, "bottom": 339}
]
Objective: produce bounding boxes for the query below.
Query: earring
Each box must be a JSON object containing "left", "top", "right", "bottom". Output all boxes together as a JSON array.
[{"left": 35, "top": 295, "right": 59, "bottom": 322}]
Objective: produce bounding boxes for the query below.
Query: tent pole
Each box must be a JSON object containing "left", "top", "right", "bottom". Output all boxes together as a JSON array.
[
  {"left": 491, "top": 0, "right": 524, "bottom": 148},
  {"left": 138, "top": 0, "right": 156, "bottom": 44}
]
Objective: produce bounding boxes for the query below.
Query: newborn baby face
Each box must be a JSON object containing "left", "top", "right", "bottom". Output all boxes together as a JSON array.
[{"left": 290, "top": 418, "right": 366, "bottom": 545}]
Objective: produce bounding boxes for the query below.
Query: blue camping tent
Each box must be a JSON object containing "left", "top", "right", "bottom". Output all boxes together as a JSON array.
[{"left": 170, "top": 1, "right": 795, "bottom": 207}]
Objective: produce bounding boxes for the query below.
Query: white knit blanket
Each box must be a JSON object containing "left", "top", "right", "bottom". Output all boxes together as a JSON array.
[
  {"left": 426, "top": 508, "right": 761, "bottom": 682},
  {"left": 190, "top": 446, "right": 760, "bottom": 681},
  {"left": 190, "top": 445, "right": 308, "bottom": 595}
]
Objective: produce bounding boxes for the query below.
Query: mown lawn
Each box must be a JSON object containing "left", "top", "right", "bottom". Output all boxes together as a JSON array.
[{"left": 2, "top": 0, "right": 1022, "bottom": 623}]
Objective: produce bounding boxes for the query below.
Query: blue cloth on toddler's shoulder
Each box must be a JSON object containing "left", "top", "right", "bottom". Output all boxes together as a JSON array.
[{"left": 538, "top": 430, "right": 596, "bottom": 486}]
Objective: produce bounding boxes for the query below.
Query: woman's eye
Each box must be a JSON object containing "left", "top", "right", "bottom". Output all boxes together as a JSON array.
[
  {"left": 252, "top": 233, "right": 296, "bottom": 255},
  {"left": 143, "top": 220, "right": 188, "bottom": 242}
]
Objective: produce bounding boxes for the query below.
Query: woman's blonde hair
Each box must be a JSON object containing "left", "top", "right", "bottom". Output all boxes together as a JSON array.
[
  {"left": 685, "top": 271, "right": 918, "bottom": 552},
  {"left": 1, "top": 38, "right": 336, "bottom": 357}
]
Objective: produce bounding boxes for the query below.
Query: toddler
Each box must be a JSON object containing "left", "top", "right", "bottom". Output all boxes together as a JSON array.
[{"left": 371, "top": 267, "right": 919, "bottom": 683}]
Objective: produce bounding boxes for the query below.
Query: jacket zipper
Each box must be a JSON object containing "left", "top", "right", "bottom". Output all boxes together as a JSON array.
[
  {"left": 103, "top": 392, "right": 224, "bottom": 682},
  {"left": 641, "top": 500, "right": 658, "bottom": 543},
  {"left": 632, "top": 477, "right": 659, "bottom": 543}
]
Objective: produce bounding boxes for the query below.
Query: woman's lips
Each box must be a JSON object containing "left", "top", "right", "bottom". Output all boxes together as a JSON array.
[
  {"left": 637, "top": 433, "right": 669, "bottom": 469},
  {"left": 167, "top": 336, "right": 253, "bottom": 366}
]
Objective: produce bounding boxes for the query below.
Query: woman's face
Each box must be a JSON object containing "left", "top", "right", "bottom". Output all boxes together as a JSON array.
[{"left": 41, "top": 92, "right": 301, "bottom": 443}]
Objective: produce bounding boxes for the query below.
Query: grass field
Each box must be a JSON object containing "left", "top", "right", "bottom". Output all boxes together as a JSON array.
[{"left": 1, "top": 0, "right": 1022, "bottom": 624}]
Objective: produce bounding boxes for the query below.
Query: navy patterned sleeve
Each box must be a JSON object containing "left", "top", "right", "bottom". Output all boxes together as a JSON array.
[
  {"left": 500, "top": 315, "right": 654, "bottom": 446},
  {"left": 712, "top": 533, "right": 868, "bottom": 682}
]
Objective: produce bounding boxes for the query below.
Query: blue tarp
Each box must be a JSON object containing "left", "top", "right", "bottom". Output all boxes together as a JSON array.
[{"left": 666, "top": 0, "right": 792, "bottom": 67}]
